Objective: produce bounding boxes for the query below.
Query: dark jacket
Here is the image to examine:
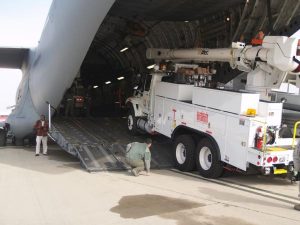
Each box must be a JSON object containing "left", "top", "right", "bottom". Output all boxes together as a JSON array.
[{"left": 34, "top": 120, "right": 49, "bottom": 136}]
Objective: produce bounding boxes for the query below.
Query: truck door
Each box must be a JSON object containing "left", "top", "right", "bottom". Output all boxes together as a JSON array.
[
  {"left": 141, "top": 75, "right": 152, "bottom": 114},
  {"left": 161, "top": 99, "right": 176, "bottom": 138},
  {"left": 154, "top": 96, "right": 164, "bottom": 133}
]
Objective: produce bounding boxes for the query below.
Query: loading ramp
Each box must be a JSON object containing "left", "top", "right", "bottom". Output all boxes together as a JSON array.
[{"left": 49, "top": 117, "right": 173, "bottom": 172}]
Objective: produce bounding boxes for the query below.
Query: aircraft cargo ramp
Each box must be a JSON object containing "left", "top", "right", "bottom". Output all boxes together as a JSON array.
[{"left": 49, "top": 117, "right": 174, "bottom": 172}]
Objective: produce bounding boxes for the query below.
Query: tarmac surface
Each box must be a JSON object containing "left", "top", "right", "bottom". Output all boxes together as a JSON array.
[{"left": 0, "top": 144, "right": 300, "bottom": 225}]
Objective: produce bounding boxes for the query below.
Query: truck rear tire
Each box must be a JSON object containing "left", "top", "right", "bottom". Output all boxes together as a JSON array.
[
  {"left": 173, "top": 135, "right": 196, "bottom": 171},
  {"left": 0, "top": 129, "right": 6, "bottom": 146},
  {"left": 196, "top": 138, "right": 223, "bottom": 178},
  {"left": 127, "top": 106, "right": 138, "bottom": 135}
]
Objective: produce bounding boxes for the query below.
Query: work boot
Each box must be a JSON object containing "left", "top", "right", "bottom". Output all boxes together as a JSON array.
[
  {"left": 292, "top": 173, "right": 300, "bottom": 182},
  {"left": 139, "top": 171, "right": 150, "bottom": 176},
  {"left": 294, "top": 204, "right": 300, "bottom": 211},
  {"left": 131, "top": 168, "right": 139, "bottom": 177}
]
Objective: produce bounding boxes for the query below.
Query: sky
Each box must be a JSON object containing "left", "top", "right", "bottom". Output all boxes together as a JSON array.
[
  {"left": 0, "top": 0, "right": 52, "bottom": 115},
  {"left": 0, "top": 69, "right": 22, "bottom": 115},
  {"left": 0, "top": 0, "right": 53, "bottom": 47}
]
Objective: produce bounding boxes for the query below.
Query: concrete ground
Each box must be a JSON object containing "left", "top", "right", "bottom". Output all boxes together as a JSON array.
[{"left": 0, "top": 145, "right": 300, "bottom": 225}]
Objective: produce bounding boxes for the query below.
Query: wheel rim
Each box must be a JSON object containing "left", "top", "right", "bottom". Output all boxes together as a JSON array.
[
  {"left": 176, "top": 143, "right": 186, "bottom": 164},
  {"left": 199, "top": 146, "right": 212, "bottom": 170},
  {"left": 128, "top": 115, "right": 133, "bottom": 130}
]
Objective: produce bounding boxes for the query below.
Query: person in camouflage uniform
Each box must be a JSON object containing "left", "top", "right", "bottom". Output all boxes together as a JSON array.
[{"left": 126, "top": 138, "right": 152, "bottom": 176}]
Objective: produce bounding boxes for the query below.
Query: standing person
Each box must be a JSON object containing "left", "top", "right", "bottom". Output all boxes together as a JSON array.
[
  {"left": 294, "top": 142, "right": 300, "bottom": 210},
  {"left": 85, "top": 92, "right": 92, "bottom": 117},
  {"left": 125, "top": 138, "right": 152, "bottom": 176},
  {"left": 34, "top": 115, "right": 49, "bottom": 156},
  {"left": 250, "top": 30, "right": 264, "bottom": 46},
  {"left": 64, "top": 89, "right": 74, "bottom": 117}
]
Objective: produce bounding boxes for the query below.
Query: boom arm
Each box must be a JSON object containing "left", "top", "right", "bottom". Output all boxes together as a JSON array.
[
  {"left": 147, "top": 36, "right": 300, "bottom": 73},
  {"left": 146, "top": 36, "right": 300, "bottom": 100}
]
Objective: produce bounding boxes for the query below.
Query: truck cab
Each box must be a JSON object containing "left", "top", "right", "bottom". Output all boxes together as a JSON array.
[{"left": 126, "top": 70, "right": 166, "bottom": 134}]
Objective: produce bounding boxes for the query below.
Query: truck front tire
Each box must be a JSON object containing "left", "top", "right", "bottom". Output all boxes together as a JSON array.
[
  {"left": 196, "top": 138, "right": 223, "bottom": 178},
  {"left": 173, "top": 135, "right": 196, "bottom": 171},
  {"left": 127, "top": 106, "right": 138, "bottom": 135}
]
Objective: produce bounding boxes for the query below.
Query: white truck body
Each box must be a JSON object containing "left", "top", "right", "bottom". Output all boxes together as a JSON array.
[
  {"left": 126, "top": 36, "right": 300, "bottom": 178},
  {"left": 153, "top": 82, "right": 294, "bottom": 173}
]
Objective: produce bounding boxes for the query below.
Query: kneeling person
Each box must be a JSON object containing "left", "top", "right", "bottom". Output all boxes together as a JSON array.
[{"left": 126, "top": 138, "right": 152, "bottom": 176}]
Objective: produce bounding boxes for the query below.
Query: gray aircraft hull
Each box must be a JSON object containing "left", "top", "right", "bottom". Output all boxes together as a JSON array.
[{"left": 7, "top": 0, "right": 115, "bottom": 139}]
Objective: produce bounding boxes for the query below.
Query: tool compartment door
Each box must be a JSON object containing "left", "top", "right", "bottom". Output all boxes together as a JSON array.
[{"left": 224, "top": 116, "right": 249, "bottom": 171}]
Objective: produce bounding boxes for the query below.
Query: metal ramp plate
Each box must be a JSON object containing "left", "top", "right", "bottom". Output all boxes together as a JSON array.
[
  {"left": 74, "top": 145, "right": 130, "bottom": 172},
  {"left": 50, "top": 117, "right": 173, "bottom": 172}
]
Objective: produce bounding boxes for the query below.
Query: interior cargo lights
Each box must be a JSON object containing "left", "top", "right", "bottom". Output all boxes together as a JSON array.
[
  {"left": 120, "top": 47, "right": 129, "bottom": 52},
  {"left": 184, "top": 20, "right": 189, "bottom": 23},
  {"left": 93, "top": 85, "right": 98, "bottom": 88},
  {"left": 105, "top": 81, "right": 111, "bottom": 84},
  {"left": 117, "top": 76, "right": 124, "bottom": 80},
  {"left": 147, "top": 64, "right": 156, "bottom": 69}
]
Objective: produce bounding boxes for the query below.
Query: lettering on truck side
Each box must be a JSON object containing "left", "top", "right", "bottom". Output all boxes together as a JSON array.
[{"left": 197, "top": 112, "right": 208, "bottom": 124}]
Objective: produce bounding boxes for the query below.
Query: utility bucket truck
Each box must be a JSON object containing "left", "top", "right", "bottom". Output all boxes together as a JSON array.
[{"left": 126, "top": 36, "right": 300, "bottom": 178}]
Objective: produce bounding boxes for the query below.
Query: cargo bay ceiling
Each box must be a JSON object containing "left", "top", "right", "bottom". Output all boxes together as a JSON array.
[{"left": 81, "top": 0, "right": 300, "bottom": 86}]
